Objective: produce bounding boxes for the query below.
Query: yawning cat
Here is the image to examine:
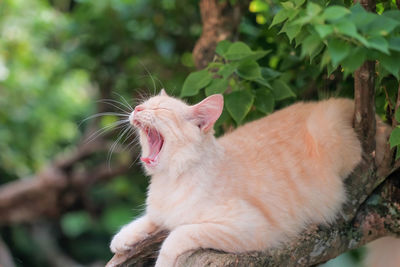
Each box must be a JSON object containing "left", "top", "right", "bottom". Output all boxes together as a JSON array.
[{"left": 110, "top": 90, "right": 365, "bottom": 266}]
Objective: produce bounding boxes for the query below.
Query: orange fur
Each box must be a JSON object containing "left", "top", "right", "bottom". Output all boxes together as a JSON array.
[
  {"left": 110, "top": 94, "right": 367, "bottom": 266},
  {"left": 366, "top": 237, "right": 400, "bottom": 267}
]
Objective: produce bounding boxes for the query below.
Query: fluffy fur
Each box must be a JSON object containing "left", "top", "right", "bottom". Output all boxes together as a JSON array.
[
  {"left": 110, "top": 92, "right": 364, "bottom": 266},
  {"left": 365, "top": 237, "right": 400, "bottom": 267}
]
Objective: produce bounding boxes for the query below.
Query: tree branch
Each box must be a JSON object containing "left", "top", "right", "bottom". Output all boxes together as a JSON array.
[
  {"left": 0, "top": 139, "right": 135, "bottom": 225},
  {"left": 104, "top": 167, "right": 399, "bottom": 267},
  {"left": 192, "top": 0, "right": 249, "bottom": 69}
]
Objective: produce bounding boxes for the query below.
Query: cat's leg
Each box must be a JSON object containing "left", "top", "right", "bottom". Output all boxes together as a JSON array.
[
  {"left": 155, "top": 222, "right": 265, "bottom": 267},
  {"left": 110, "top": 215, "right": 158, "bottom": 253}
]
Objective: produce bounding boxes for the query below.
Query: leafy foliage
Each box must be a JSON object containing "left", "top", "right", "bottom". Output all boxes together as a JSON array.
[
  {"left": 272, "top": 1, "right": 400, "bottom": 78},
  {"left": 181, "top": 40, "right": 295, "bottom": 126}
]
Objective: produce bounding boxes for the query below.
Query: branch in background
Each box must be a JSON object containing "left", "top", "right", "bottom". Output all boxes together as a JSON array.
[
  {"left": 0, "top": 139, "right": 136, "bottom": 225},
  {"left": 30, "top": 223, "right": 84, "bottom": 267},
  {"left": 192, "top": 0, "right": 249, "bottom": 69}
]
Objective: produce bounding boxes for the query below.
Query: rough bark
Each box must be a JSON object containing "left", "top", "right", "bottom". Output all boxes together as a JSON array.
[
  {"left": 192, "top": 0, "right": 249, "bottom": 69},
  {"left": 105, "top": 160, "right": 399, "bottom": 267}
]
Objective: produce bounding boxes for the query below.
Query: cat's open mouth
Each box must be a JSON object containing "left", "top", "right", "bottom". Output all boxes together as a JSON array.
[{"left": 140, "top": 127, "right": 164, "bottom": 166}]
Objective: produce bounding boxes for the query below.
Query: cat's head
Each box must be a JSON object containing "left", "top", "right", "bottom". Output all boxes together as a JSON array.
[{"left": 130, "top": 89, "right": 223, "bottom": 175}]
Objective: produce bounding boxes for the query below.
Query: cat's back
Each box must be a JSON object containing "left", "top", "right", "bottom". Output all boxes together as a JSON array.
[
  {"left": 214, "top": 98, "right": 361, "bottom": 228},
  {"left": 218, "top": 98, "right": 360, "bottom": 181},
  {"left": 219, "top": 98, "right": 354, "bottom": 145}
]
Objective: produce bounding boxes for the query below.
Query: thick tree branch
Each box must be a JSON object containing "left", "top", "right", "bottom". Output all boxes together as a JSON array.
[{"left": 105, "top": 167, "right": 399, "bottom": 267}]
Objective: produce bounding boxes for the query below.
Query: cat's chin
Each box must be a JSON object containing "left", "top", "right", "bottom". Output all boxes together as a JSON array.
[{"left": 139, "top": 126, "right": 164, "bottom": 167}]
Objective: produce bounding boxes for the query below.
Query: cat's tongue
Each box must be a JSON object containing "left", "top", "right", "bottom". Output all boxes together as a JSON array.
[{"left": 141, "top": 128, "right": 163, "bottom": 166}]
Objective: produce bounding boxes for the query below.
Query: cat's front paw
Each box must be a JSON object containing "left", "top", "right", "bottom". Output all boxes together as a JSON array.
[
  {"left": 110, "top": 227, "right": 148, "bottom": 254},
  {"left": 155, "top": 253, "right": 177, "bottom": 267}
]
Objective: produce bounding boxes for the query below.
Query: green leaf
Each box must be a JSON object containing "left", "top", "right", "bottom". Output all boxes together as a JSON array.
[
  {"left": 254, "top": 89, "right": 275, "bottom": 114},
  {"left": 368, "top": 36, "right": 390, "bottom": 54},
  {"left": 215, "top": 40, "right": 232, "bottom": 56},
  {"left": 365, "top": 15, "right": 400, "bottom": 36},
  {"left": 389, "top": 37, "right": 400, "bottom": 52},
  {"left": 254, "top": 77, "right": 272, "bottom": 88},
  {"left": 334, "top": 19, "right": 358, "bottom": 38},
  {"left": 271, "top": 79, "right": 296, "bottom": 101},
  {"left": 181, "top": 69, "right": 212, "bottom": 97},
  {"left": 243, "top": 50, "right": 271, "bottom": 61},
  {"left": 270, "top": 9, "right": 290, "bottom": 27},
  {"left": 205, "top": 78, "right": 229, "bottom": 96},
  {"left": 281, "top": 1, "right": 294, "bottom": 10},
  {"left": 225, "top": 90, "right": 255, "bottom": 124},
  {"left": 341, "top": 47, "right": 367, "bottom": 73},
  {"left": 294, "top": 29, "right": 309, "bottom": 47},
  {"left": 261, "top": 67, "right": 281, "bottom": 80},
  {"left": 383, "top": 10, "right": 400, "bottom": 23},
  {"left": 320, "top": 49, "right": 331, "bottom": 69},
  {"left": 327, "top": 39, "right": 350, "bottom": 67},
  {"left": 237, "top": 60, "right": 262, "bottom": 80},
  {"left": 389, "top": 127, "right": 400, "bottom": 149},
  {"left": 218, "top": 64, "right": 236, "bottom": 78},
  {"left": 306, "top": 2, "right": 322, "bottom": 16},
  {"left": 222, "top": 42, "right": 270, "bottom": 61},
  {"left": 327, "top": 62, "right": 336, "bottom": 76},
  {"left": 301, "top": 34, "right": 322, "bottom": 58},
  {"left": 379, "top": 52, "right": 400, "bottom": 79},
  {"left": 294, "top": 0, "right": 305, "bottom": 7},
  {"left": 333, "top": 18, "right": 370, "bottom": 47},
  {"left": 280, "top": 22, "right": 302, "bottom": 42},
  {"left": 224, "top": 42, "right": 253, "bottom": 61},
  {"left": 315, "top": 24, "right": 333, "bottom": 39},
  {"left": 396, "top": 147, "right": 400, "bottom": 160},
  {"left": 395, "top": 108, "right": 400, "bottom": 123},
  {"left": 322, "top": 6, "right": 350, "bottom": 21},
  {"left": 310, "top": 44, "right": 324, "bottom": 63}
]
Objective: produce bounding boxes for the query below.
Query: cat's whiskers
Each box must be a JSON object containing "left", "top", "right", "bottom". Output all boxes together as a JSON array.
[
  {"left": 112, "top": 92, "right": 135, "bottom": 112},
  {"left": 97, "top": 99, "right": 132, "bottom": 114},
  {"left": 107, "top": 125, "right": 133, "bottom": 169},
  {"left": 138, "top": 61, "right": 159, "bottom": 95},
  {"left": 84, "top": 119, "right": 130, "bottom": 144},
  {"left": 79, "top": 112, "right": 129, "bottom": 126}
]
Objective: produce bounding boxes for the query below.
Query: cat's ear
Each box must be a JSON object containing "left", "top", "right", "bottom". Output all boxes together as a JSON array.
[
  {"left": 159, "top": 88, "right": 168, "bottom": 96},
  {"left": 190, "top": 94, "right": 224, "bottom": 133}
]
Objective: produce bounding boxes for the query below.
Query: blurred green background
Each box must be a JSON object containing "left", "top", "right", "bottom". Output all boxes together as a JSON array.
[{"left": 0, "top": 0, "right": 386, "bottom": 266}]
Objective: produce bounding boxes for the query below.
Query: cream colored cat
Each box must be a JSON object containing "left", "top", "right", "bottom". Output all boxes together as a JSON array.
[{"left": 110, "top": 90, "right": 366, "bottom": 266}]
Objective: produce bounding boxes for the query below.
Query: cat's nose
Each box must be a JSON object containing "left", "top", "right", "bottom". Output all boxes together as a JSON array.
[{"left": 134, "top": 105, "right": 144, "bottom": 114}]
